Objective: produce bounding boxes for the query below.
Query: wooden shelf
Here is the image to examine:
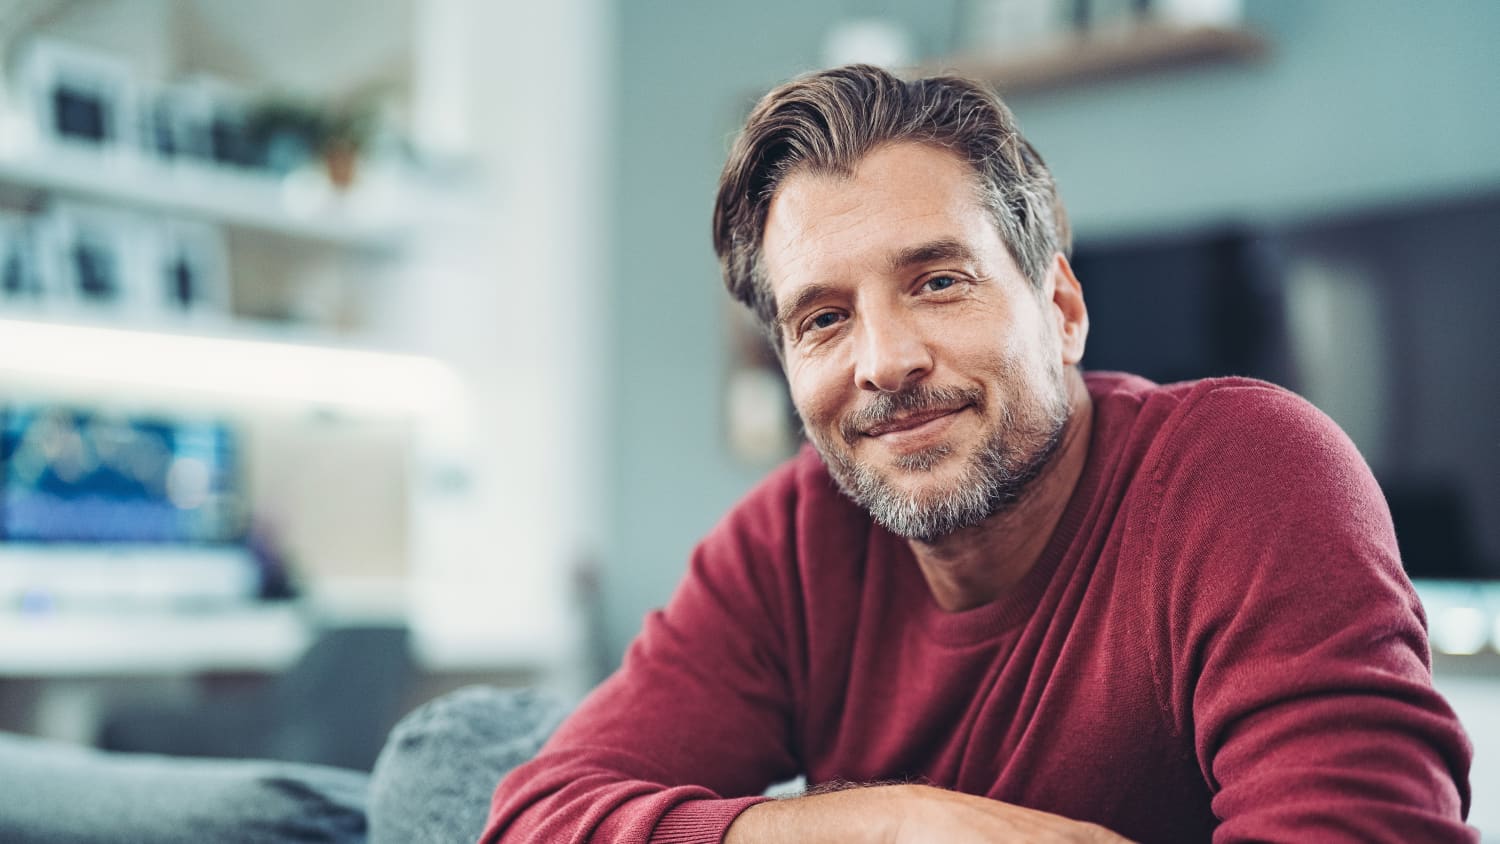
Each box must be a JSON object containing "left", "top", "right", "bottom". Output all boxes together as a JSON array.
[
  {"left": 0, "top": 139, "right": 420, "bottom": 252},
  {"left": 919, "top": 23, "right": 1268, "bottom": 95}
]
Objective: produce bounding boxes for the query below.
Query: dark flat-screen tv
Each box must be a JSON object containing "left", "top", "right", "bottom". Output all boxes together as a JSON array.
[{"left": 1071, "top": 202, "right": 1498, "bottom": 581}]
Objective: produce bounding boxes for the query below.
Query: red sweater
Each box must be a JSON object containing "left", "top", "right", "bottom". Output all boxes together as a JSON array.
[{"left": 484, "top": 373, "right": 1474, "bottom": 843}]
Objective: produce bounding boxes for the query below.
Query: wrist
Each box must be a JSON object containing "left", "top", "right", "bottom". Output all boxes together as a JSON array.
[{"left": 724, "top": 784, "right": 907, "bottom": 844}]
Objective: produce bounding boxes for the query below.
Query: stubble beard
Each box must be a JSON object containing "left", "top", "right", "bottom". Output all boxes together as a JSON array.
[{"left": 810, "top": 366, "right": 1072, "bottom": 543}]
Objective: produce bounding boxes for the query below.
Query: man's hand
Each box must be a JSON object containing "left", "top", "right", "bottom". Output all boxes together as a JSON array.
[{"left": 725, "top": 783, "right": 1135, "bottom": 843}]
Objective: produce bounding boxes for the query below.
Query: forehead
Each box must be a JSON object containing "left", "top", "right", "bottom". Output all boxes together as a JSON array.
[{"left": 761, "top": 142, "right": 997, "bottom": 295}]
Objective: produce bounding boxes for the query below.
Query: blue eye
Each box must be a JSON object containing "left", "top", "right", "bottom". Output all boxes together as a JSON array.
[
  {"left": 810, "top": 312, "right": 843, "bottom": 330},
  {"left": 925, "top": 275, "right": 958, "bottom": 292}
]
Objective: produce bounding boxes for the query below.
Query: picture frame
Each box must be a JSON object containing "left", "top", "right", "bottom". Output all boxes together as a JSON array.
[
  {"left": 722, "top": 302, "right": 799, "bottom": 465},
  {"left": 152, "top": 218, "right": 231, "bottom": 319},
  {"left": 190, "top": 77, "right": 264, "bottom": 170},
  {"left": 0, "top": 211, "right": 50, "bottom": 311},
  {"left": 959, "top": 0, "right": 1077, "bottom": 52},
  {"left": 13, "top": 38, "right": 139, "bottom": 154},
  {"left": 33, "top": 202, "right": 154, "bottom": 318},
  {"left": 139, "top": 79, "right": 217, "bottom": 164}
]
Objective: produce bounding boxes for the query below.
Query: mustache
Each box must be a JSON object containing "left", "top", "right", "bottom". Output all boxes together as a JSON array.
[{"left": 839, "top": 385, "right": 983, "bottom": 443}]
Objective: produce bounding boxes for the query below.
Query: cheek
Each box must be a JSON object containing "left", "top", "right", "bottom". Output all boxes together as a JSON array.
[
  {"left": 978, "top": 307, "right": 1051, "bottom": 370},
  {"left": 787, "top": 364, "right": 843, "bottom": 430},
  {"left": 938, "top": 324, "right": 1026, "bottom": 382}
]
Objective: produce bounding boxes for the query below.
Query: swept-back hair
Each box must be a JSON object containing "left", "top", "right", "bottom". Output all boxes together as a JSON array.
[{"left": 712, "top": 64, "right": 1070, "bottom": 342}]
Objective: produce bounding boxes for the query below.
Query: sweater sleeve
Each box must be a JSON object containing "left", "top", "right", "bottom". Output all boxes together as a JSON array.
[
  {"left": 480, "top": 468, "right": 803, "bottom": 843},
  {"left": 1144, "top": 381, "right": 1475, "bottom": 843}
]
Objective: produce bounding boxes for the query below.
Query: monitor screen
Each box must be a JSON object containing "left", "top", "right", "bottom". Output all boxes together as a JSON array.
[{"left": 1, "top": 405, "right": 244, "bottom": 545}]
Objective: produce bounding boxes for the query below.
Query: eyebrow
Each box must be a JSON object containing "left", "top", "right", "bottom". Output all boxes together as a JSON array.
[
  {"left": 886, "top": 238, "right": 979, "bottom": 274},
  {"left": 773, "top": 238, "right": 981, "bottom": 332}
]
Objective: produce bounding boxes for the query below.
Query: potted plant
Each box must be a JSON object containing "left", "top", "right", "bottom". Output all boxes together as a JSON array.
[{"left": 248, "top": 94, "right": 379, "bottom": 189}]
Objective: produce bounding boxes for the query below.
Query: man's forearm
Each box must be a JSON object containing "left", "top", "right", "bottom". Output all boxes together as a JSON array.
[
  {"left": 725, "top": 786, "right": 895, "bottom": 843},
  {"left": 725, "top": 784, "right": 1132, "bottom": 844}
]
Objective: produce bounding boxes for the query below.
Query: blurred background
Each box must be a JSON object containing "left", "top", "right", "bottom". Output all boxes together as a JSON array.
[{"left": 0, "top": 0, "right": 1494, "bottom": 830}]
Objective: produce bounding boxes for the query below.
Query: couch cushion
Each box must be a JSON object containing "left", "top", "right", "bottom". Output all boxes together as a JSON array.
[
  {"left": 0, "top": 730, "right": 369, "bottom": 844},
  {"left": 368, "top": 685, "right": 567, "bottom": 844}
]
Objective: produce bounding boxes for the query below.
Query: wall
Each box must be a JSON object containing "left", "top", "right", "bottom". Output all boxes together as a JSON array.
[
  {"left": 1016, "top": 0, "right": 1500, "bottom": 237},
  {"left": 602, "top": 0, "right": 1500, "bottom": 659}
]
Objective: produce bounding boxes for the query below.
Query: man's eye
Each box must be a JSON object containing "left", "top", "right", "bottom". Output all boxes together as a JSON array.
[
  {"left": 809, "top": 312, "right": 843, "bottom": 331},
  {"left": 924, "top": 275, "right": 959, "bottom": 292}
]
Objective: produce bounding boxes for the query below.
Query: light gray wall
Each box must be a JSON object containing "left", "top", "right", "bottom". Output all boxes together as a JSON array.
[
  {"left": 601, "top": 0, "right": 1500, "bottom": 665},
  {"left": 1017, "top": 0, "right": 1500, "bottom": 237}
]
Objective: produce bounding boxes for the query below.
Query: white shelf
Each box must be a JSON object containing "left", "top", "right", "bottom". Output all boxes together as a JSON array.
[
  {"left": 0, "top": 602, "right": 569, "bottom": 677},
  {"left": 0, "top": 313, "right": 468, "bottom": 421},
  {"left": 0, "top": 605, "right": 312, "bottom": 676},
  {"left": 0, "top": 308, "right": 345, "bottom": 343},
  {"left": 0, "top": 137, "right": 417, "bottom": 251}
]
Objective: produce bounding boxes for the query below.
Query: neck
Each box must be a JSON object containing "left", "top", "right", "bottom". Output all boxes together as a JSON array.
[{"left": 910, "top": 370, "right": 1094, "bottom": 612}]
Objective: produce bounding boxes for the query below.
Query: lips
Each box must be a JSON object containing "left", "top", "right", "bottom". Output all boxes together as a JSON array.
[
  {"left": 862, "top": 405, "right": 967, "bottom": 437},
  {"left": 838, "top": 385, "right": 985, "bottom": 445}
]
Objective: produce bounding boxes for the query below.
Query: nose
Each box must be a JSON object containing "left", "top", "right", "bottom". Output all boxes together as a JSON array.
[{"left": 852, "top": 304, "right": 932, "bottom": 393}]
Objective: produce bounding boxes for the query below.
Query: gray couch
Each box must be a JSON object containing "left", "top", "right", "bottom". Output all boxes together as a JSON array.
[{"left": 0, "top": 686, "right": 568, "bottom": 844}]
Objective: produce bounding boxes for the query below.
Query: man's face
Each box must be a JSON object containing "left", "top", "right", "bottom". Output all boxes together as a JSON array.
[{"left": 761, "top": 142, "right": 1081, "bottom": 541}]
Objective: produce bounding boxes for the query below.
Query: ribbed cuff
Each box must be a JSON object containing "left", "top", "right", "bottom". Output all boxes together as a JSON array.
[{"left": 650, "top": 796, "right": 773, "bottom": 844}]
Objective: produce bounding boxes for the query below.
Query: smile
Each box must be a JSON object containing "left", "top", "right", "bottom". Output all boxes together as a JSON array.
[{"left": 862, "top": 405, "right": 969, "bottom": 450}]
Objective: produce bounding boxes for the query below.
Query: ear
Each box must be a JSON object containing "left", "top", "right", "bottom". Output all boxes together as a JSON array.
[{"left": 1046, "top": 253, "right": 1089, "bottom": 366}]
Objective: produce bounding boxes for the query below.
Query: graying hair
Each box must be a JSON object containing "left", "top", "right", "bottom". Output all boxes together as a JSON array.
[{"left": 711, "top": 63, "right": 1071, "bottom": 346}]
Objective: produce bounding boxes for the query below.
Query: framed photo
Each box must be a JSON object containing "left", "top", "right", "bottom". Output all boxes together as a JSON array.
[
  {"left": 34, "top": 202, "right": 153, "bottom": 317},
  {"left": 723, "top": 303, "right": 799, "bottom": 465},
  {"left": 0, "top": 211, "right": 50, "bottom": 311},
  {"left": 141, "top": 77, "right": 263, "bottom": 170},
  {"left": 139, "top": 80, "right": 217, "bottom": 164},
  {"left": 1085, "top": 0, "right": 1142, "bottom": 32},
  {"left": 187, "top": 77, "right": 263, "bottom": 170},
  {"left": 960, "top": 0, "right": 1077, "bottom": 51},
  {"left": 13, "top": 38, "right": 138, "bottom": 153},
  {"left": 152, "top": 219, "right": 231, "bottom": 318}
]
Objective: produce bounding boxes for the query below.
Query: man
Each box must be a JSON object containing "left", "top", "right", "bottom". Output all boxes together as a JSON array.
[{"left": 483, "top": 65, "right": 1474, "bottom": 842}]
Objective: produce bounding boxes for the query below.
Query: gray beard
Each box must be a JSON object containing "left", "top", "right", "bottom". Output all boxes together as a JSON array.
[{"left": 812, "top": 371, "right": 1072, "bottom": 543}]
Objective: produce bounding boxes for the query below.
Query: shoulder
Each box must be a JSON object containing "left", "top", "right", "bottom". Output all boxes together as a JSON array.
[
  {"left": 1095, "top": 375, "right": 1409, "bottom": 622},
  {"left": 684, "top": 446, "right": 868, "bottom": 629},
  {"left": 1086, "top": 371, "right": 1340, "bottom": 455},
  {"left": 1144, "top": 376, "right": 1381, "bottom": 516},
  {"left": 1082, "top": 373, "right": 1364, "bottom": 506},
  {"left": 1133, "top": 376, "right": 1411, "bottom": 627},
  {"left": 1167, "top": 375, "right": 1344, "bottom": 445},
  {"left": 708, "top": 444, "right": 866, "bottom": 552},
  {"left": 690, "top": 449, "right": 876, "bottom": 635},
  {"left": 672, "top": 446, "right": 867, "bottom": 671}
]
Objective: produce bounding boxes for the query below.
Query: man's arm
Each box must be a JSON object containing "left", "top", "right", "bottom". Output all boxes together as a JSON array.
[
  {"left": 726, "top": 784, "right": 1132, "bottom": 843},
  {"left": 481, "top": 469, "right": 802, "bottom": 843},
  {"left": 1144, "top": 381, "right": 1475, "bottom": 842}
]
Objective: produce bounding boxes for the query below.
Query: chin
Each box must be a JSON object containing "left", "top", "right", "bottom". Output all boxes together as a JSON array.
[
  {"left": 886, "top": 443, "right": 957, "bottom": 473},
  {"left": 868, "top": 445, "right": 981, "bottom": 502},
  {"left": 817, "top": 412, "right": 1066, "bottom": 541}
]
